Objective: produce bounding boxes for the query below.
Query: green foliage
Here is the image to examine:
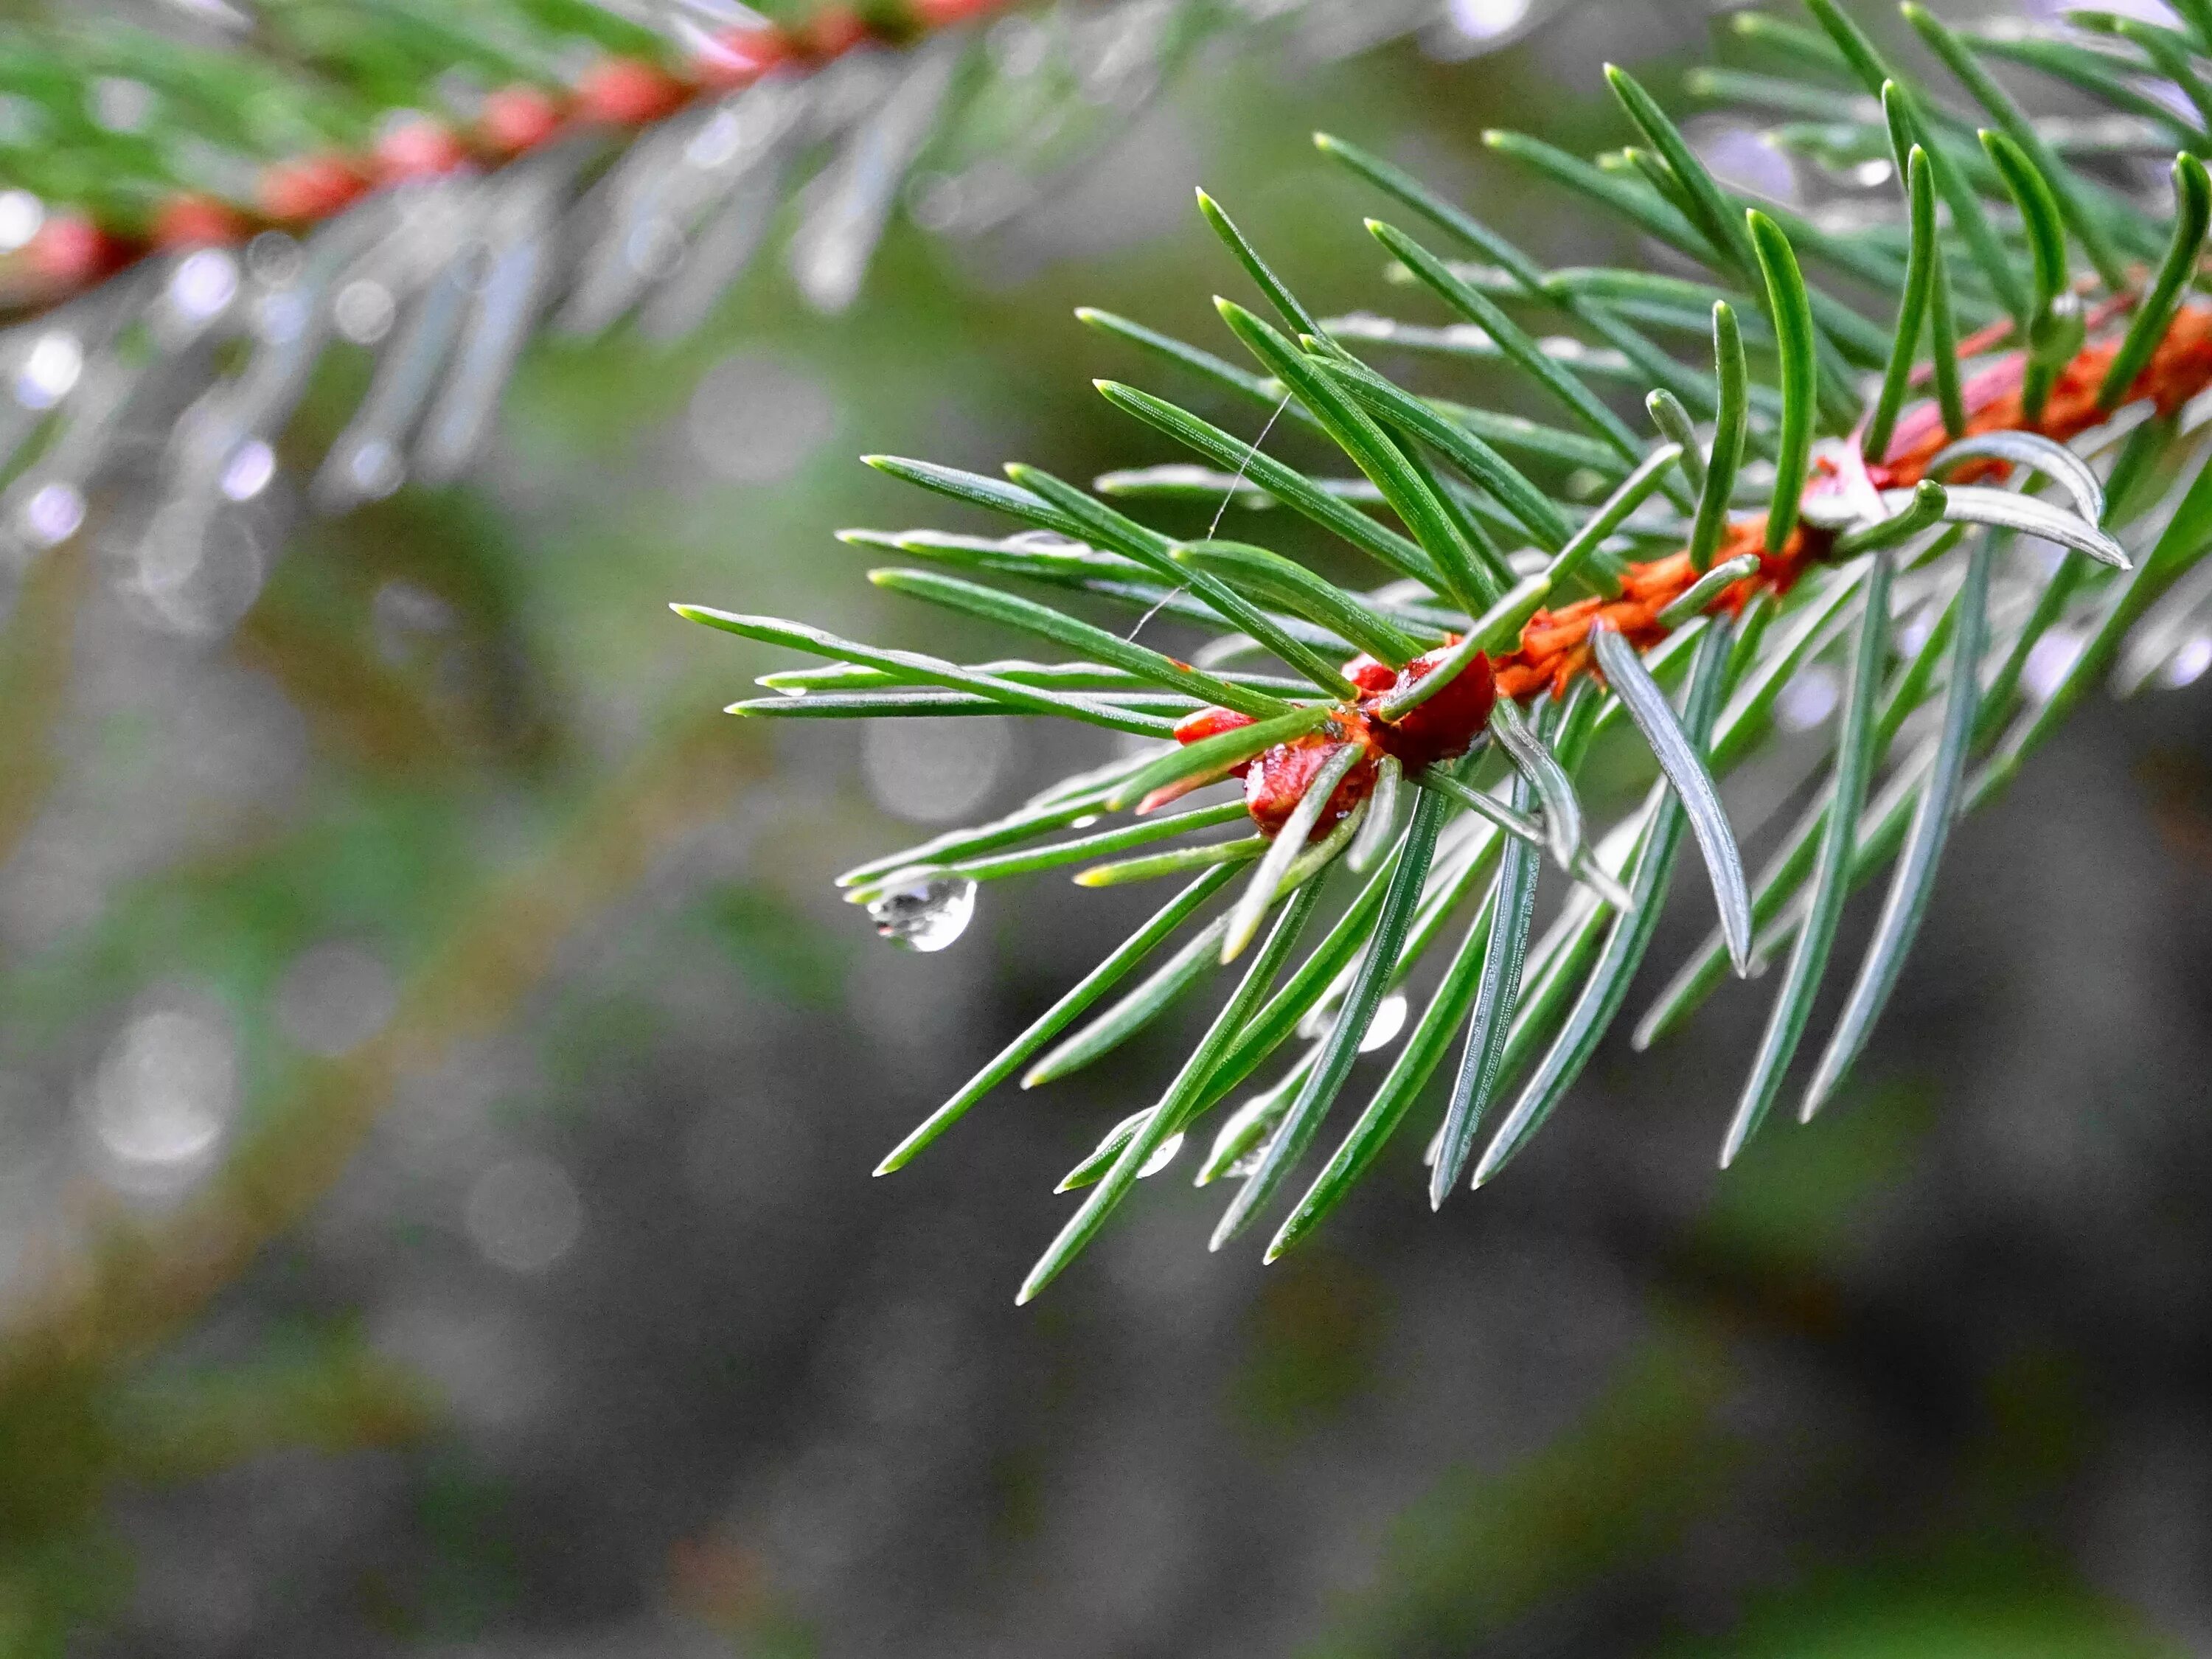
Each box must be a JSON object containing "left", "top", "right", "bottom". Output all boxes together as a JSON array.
[{"left": 686, "top": 0, "right": 2212, "bottom": 1302}]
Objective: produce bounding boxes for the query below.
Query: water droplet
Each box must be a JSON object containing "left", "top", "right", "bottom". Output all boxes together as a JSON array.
[
  {"left": 1138, "top": 1131, "right": 1185, "bottom": 1178},
  {"left": 0, "top": 189, "right": 42, "bottom": 254},
  {"left": 2162, "top": 634, "right": 2212, "bottom": 689},
  {"left": 1445, "top": 0, "right": 1531, "bottom": 44},
  {"left": 88, "top": 76, "right": 155, "bottom": 134},
  {"left": 465, "top": 1154, "right": 582, "bottom": 1273},
  {"left": 687, "top": 352, "right": 837, "bottom": 485},
  {"left": 864, "top": 717, "right": 1007, "bottom": 824},
  {"left": 866, "top": 877, "right": 976, "bottom": 953},
  {"left": 218, "top": 439, "right": 276, "bottom": 502},
  {"left": 21, "top": 482, "right": 83, "bottom": 546},
  {"left": 245, "top": 230, "right": 301, "bottom": 287},
  {"left": 1206, "top": 1070, "right": 1301, "bottom": 1183},
  {"left": 347, "top": 439, "right": 404, "bottom": 498},
  {"left": 1071, "top": 814, "right": 1102, "bottom": 829},
  {"left": 127, "top": 498, "right": 270, "bottom": 638},
  {"left": 170, "top": 248, "right": 239, "bottom": 323},
  {"left": 85, "top": 1001, "right": 237, "bottom": 1186},
  {"left": 685, "top": 108, "right": 745, "bottom": 170},
  {"left": 1360, "top": 992, "right": 1410, "bottom": 1054},
  {"left": 333, "top": 279, "right": 394, "bottom": 344},
  {"left": 16, "top": 332, "right": 80, "bottom": 408}
]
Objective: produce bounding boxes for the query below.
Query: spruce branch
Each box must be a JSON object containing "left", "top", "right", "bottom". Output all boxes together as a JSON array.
[
  {"left": 0, "top": 0, "right": 1467, "bottom": 603},
  {"left": 678, "top": 0, "right": 2212, "bottom": 1300}
]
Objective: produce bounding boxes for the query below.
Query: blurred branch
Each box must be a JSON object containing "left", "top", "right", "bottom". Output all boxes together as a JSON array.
[
  {"left": 1307, "top": 1323, "right": 1736, "bottom": 1655},
  {"left": 232, "top": 487, "right": 568, "bottom": 779},
  {"left": 0, "top": 0, "right": 1346, "bottom": 571},
  {"left": 0, "top": 706, "right": 766, "bottom": 1402},
  {"left": 0, "top": 544, "right": 84, "bottom": 874},
  {"left": 111, "top": 1333, "right": 435, "bottom": 1484},
  {"left": 232, "top": 595, "right": 465, "bottom": 778}
]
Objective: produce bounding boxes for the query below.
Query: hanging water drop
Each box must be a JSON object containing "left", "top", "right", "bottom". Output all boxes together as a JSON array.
[
  {"left": 1197, "top": 1074, "right": 1301, "bottom": 1185},
  {"left": 866, "top": 876, "right": 976, "bottom": 953},
  {"left": 1225, "top": 1120, "right": 1287, "bottom": 1181},
  {"left": 1359, "top": 992, "right": 1409, "bottom": 1053},
  {"left": 1138, "top": 1131, "right": 1185, "bottom": 1178}
]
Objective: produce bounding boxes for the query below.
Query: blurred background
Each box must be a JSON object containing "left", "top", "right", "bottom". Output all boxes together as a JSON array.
[{"left": 2, "top": 0, "right": 2211, "bottom": 1653}]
